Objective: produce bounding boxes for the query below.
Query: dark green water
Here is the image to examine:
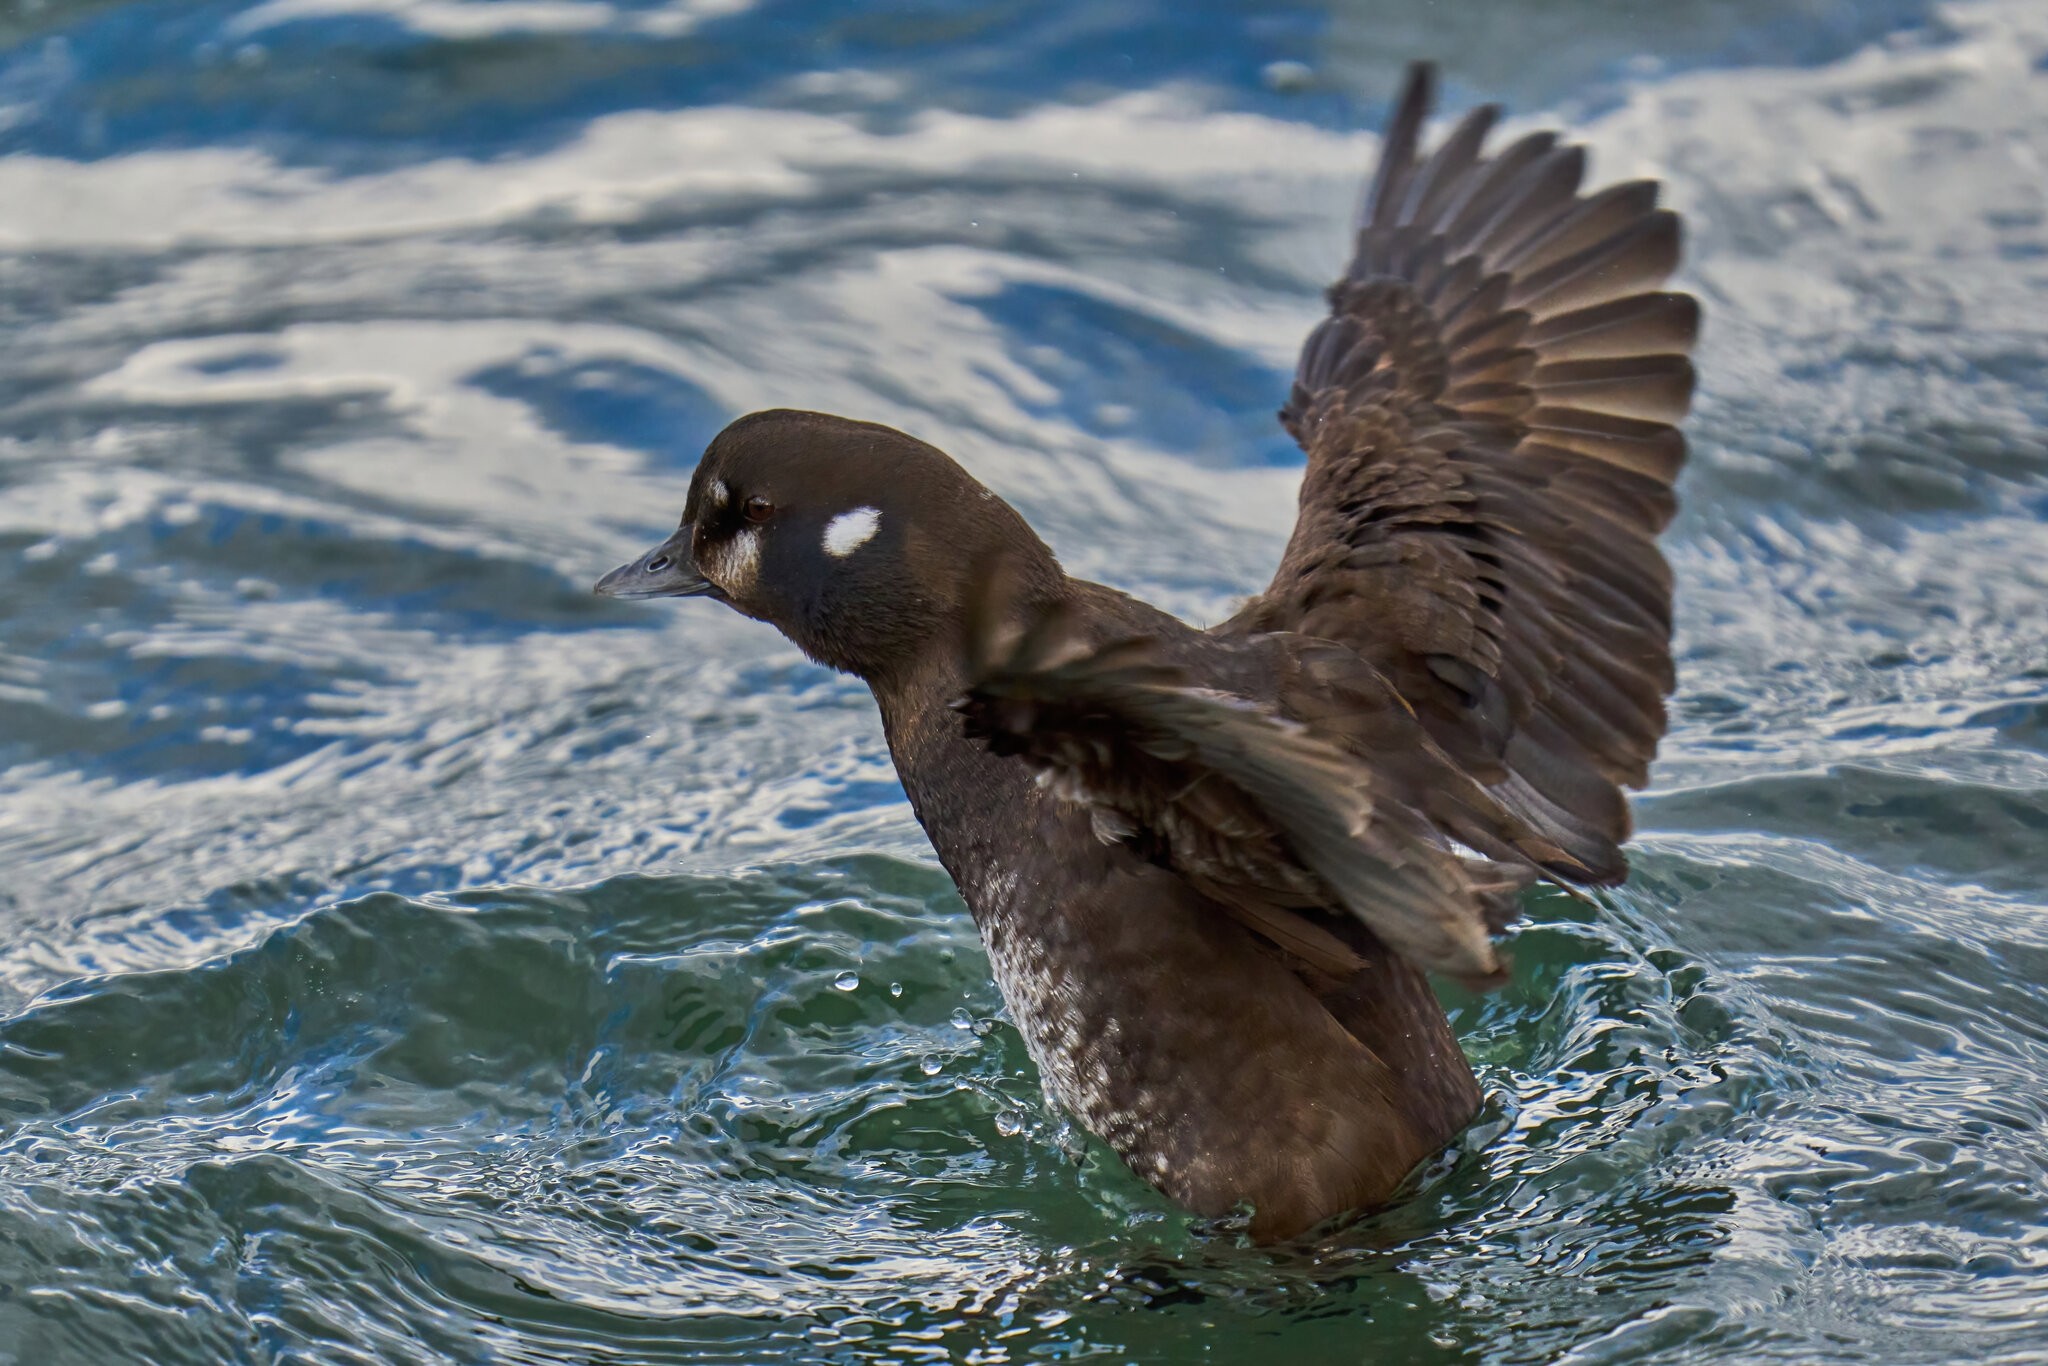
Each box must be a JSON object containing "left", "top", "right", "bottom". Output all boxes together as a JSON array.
[{"left": 3, "top": 1, "right": 2046, "bottom": 1361}]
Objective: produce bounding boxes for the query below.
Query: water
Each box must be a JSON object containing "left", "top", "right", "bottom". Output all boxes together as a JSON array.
[{"left": 2, "top": 1, "right": 2045, "bottom": 1361}]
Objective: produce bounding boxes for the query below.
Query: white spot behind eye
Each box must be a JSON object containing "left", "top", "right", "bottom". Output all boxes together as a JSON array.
[{"left": 823, "top": 506, "right": 882, "bottom": 558}]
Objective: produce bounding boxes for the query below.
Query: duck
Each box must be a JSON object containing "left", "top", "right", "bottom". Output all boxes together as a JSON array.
[{"left": 593, "top": 62, "right": 1696, "bottom": 1242}]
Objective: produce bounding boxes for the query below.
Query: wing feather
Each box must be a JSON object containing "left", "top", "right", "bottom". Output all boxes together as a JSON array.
[
  {"left": 952, "top": 581, "right": 1584, "bottom": 983},
  {"left": 947, "top": 64, "right": 1696, "bottom": 988},
  {"left": 1226, "top": 61, "right": 1698, "bottom": 882}
]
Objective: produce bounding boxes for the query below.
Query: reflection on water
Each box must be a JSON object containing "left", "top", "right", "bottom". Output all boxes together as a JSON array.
[{"left": 2, "top": 0, "right": 2046, "bottom": 1361}]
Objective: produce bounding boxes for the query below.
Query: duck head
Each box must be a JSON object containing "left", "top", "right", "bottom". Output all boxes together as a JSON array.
[{"left": 595, "top": 409, "right": 1060, "bottom": 684}]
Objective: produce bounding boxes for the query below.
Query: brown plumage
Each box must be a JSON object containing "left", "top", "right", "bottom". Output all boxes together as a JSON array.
[
  {"left": 596, "top": 61, "right": 1697, "bottom": 1241},
  {"left": 955, "top": 569, "right": 1579, "bottom": 987},
  {"left": 959, "top": 60, "right": 1694, "bottom": 998}
]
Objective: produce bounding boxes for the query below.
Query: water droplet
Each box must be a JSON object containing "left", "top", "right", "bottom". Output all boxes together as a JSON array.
[
  {"left": 971, "top": 1017, "right": 994, "bottom": 1037},
  {"left": 994, "top": 1110, "right": 1025, "bottom": 1137},
  {"left": 919, "top": 1055, "right": 943, "bottom": 1076},
  {"left": 949, "top": 1007, "right": 974, "bottom": 1031},
  {"left": 833, "top": 971, "right": 859, "bottom": 992},
  {"left": 888, "top": 981, "right": 903, "bottom": 998}
]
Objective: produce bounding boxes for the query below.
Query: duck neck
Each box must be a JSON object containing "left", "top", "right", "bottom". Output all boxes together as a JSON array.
[{"left": 868, "top": 641, "right": 1037, "bottom": 905}]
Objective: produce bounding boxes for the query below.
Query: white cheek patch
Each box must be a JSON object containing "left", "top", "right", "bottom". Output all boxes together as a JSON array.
[
  {"left": 706, "top": 527, "right": 761, "bottom": 594},
  {"left": 704, "top": 479, "right": 729, "bottom": 513},
  {"left": 823, "top": 506, "right": 882, "bottom": 558}
]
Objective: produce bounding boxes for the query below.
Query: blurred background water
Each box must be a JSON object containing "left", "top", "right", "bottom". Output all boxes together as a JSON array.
[{"left": 0, "top": 0, "right": 2045, "bottom": 1361}]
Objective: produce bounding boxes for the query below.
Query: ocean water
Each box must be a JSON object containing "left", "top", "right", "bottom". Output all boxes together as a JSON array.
[{"left": 2, "top": 1, "right": 2046, "bottom": 1361}]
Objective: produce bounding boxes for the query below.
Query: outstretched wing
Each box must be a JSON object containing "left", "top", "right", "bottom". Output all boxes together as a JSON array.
[
  {"left": 1221, "top": 62, "right": 1698, "bottom": 881},
  {"left": 954, "top": 582, "right": 1583, "bottom": 984}
]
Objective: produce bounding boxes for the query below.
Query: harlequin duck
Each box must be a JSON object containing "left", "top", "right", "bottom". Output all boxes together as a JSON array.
[{"left": 594, "top": 62, "right": 1696, "bottom": 1241}]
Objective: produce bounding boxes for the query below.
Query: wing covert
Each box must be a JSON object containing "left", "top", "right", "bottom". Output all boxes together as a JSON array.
[{"left": 953, "top": 578, "right": 1585, "bottom": 984}]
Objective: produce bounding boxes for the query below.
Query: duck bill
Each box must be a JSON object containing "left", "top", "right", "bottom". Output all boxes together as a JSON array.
[{"left": 593, "top": 527, "right": 720, "bottom": 600}]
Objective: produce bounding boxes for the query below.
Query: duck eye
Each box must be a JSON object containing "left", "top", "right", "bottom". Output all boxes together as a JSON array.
[{"left": 744, "top": 496, "right": 776, "bottom": 524}]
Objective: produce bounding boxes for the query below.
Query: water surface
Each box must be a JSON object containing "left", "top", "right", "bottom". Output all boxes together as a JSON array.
[{"left": 2, "top": 1, "right": 2046, "bottom": 1361}]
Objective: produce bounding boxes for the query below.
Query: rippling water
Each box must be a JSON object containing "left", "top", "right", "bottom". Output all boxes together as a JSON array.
[{"left": 2, "top": 1, "right": 2046, "bottom": 1361}]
